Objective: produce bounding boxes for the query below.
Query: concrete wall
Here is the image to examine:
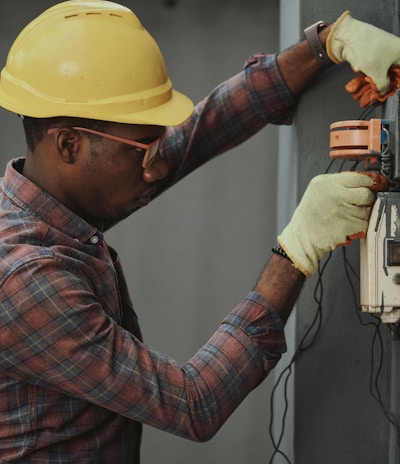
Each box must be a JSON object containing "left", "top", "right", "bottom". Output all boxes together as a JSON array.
[
  {"left": 0, "top": 1, "right": 280, "bottom": 463},
  {"left": 277, "top": 1, "right": 400, "bottom": 463}
]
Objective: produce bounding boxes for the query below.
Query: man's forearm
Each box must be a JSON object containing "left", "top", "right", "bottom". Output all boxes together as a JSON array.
[
  {"left": 277, "top": 24, "right": 332, "bottom": 96},
  {"left": 254, "top": 254, "right": 306, "bottom": 325}
]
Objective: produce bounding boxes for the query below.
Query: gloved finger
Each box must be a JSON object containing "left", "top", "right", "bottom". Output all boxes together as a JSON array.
[
  {"left": 372, "top": 71, "right": 398, "bottom": 101},
  {"left": 336, "top": 208, "right": 372, "bottom": 246},
  {"left": 390, "top": 65, "right": 400, "bottom": 77},
  {"left": 338, "top": 173, "right": 387, "bottom": 244},
  {"left": 344, "top": 73, "right": 388, "bottom": 105},
  {"left": 355, "top": 78, "right": 383, "bottom": 106},
  {"left": 334, "top": 172, "right": 382, "bottom": 240},
  {"left": 388, "top": 65, "right": 400, "bottom": 88},
  {"left": 307, "top": 173, "right": 374, "bottom": 209},
  {"left": 366, "top": 89, "right": 395, "bottom": 105},
  {"left": 343, "top": 203, "right": 374, "bottom": 220},
  {"left": 352, "top": 84, "right": 371, "bottom": 100},
  {"left": 347, "top": 230, "right": 367, "bottom": 241},
  {"left": 359, "top": 88, "right": 377, "bottom": 107},
  {"left": 345, "top": 77, "right": 369, "bottom": 98},
  {"left": 338, "top": 230, "right": 366, "bottom": 247},
  {"left": 365, "top": 67, "right": 400, "bottom": 99},
  {"left": 345, "top": 75, "right": 367, "bottom": 93},
  {"left": 334, "top": 179, "right": 376, "bottom": 207},
  {"left": 357, "top": 171, "right": 389, "bottom": 191},
  {"left": 345, "top": 66, "right": 400, "bottom": 107},
  {"left": 341, "top": 187, "right": 376, "bottom": 207},
  {"left": 330, "top": 171, "right": 375, "bottom": 188}
]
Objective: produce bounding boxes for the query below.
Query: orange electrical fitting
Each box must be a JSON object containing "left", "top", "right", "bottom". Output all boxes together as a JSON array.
[{"left": 329, "top": 119, "right": 386, "bottom": 169}]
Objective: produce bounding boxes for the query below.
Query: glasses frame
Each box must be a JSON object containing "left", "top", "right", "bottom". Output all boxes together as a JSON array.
[{"left": 47, "top": 126, "right": 164, "bottom": 168}]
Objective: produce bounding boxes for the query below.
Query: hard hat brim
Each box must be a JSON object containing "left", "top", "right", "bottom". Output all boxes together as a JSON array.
[{"left": 0, "top": 83, "right": 194, "bottom": 127}]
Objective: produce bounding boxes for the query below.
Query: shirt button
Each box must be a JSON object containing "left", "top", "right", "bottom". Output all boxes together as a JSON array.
[{"left": 90, "top": 235, "right": 100, "bottom": 245}]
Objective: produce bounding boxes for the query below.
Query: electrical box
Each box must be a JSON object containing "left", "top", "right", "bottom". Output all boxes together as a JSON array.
[
  {"left": 360, "top": 192, "right": 400, "bottom": 323},
  {"left": 329, "top": 91, "right": 400, "bottom": 326}
]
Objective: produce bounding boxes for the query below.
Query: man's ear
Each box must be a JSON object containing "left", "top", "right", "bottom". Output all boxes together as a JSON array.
[{"left": 54, "top": 128, "right": 82, "bottom": 164}]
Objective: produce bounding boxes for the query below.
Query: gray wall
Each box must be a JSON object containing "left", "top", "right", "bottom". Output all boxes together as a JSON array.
[
  {"left": 280, "top": 1, "right": 400, "bottom": 463},
  {"left": 0, "top": 1, "right": 280, "bottom": 463}
]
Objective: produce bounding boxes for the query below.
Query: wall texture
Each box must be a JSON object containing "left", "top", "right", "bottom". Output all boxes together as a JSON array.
[{"left": 276, "top": 1, "right": 400, "bottom": 463}]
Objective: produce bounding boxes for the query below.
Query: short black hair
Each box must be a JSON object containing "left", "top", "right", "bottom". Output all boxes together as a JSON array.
[{"left": 22, "top": 116, "right": 112, "bottom": 152}]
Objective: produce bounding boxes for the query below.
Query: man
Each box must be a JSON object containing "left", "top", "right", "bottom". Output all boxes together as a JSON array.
[{"left": 0, "top": 1, "right": 397, "bottom": 462}]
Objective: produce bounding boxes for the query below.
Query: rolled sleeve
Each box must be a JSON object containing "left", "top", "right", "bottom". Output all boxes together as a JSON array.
[
  {"left": 159, "top": 53, "right": 297, "bottom": 185},
  {"left": 222, "top": 291, "right": 286, "bottom": 373}
]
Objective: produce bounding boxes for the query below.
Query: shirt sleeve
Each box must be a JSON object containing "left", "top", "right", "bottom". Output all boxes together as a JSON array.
[
  {"left": 159, "top": 53, "right": 296, "bottom": 187},
  {"left": 0, "top": 256, "right": 286, "bottom": 442}
]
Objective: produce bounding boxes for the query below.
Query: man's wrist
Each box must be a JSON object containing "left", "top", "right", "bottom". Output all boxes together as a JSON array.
[
  {"left": 303, "top": 20, "right": 334, "bottom": 70},
  {"left": 254, "top": 254, "right": 306, "bottom": 324},
  {"left": 271, "top": 246, "right": 293, "bottom": 263}
]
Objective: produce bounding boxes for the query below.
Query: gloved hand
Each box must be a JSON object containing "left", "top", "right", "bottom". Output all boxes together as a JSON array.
[
  {"left": 345, "top": 66, "right": 400, "bottom": 108},
  {"left": 327, "top": 11, "right": 400, "bottom": 99},
  {"left": 278, "top": 172, "right": 382, "bottom": 278}
]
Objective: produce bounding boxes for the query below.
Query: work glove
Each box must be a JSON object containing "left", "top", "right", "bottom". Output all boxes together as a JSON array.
[
  {"left": 327, "top": 11, "right": 400, "bottom": 106},
  {"left": 344, "top": 66, "right": 400, "bottom": 108},
  {"left": 278, "top": 172, "right": 384, "bottom": 278}
]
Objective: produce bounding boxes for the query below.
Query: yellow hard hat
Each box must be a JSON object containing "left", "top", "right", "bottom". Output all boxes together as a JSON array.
[{"left": 0, "top": 0, "right": 194, "bottom": 126}]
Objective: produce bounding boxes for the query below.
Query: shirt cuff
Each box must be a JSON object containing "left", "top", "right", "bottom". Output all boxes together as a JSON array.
[{"left": 243, "top": 53, "right": 297, "bottom": 125}]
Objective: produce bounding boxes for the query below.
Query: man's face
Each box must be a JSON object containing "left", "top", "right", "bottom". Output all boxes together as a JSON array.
[{"left": 62, "top": 123, "right": 168, "bottom": 228}]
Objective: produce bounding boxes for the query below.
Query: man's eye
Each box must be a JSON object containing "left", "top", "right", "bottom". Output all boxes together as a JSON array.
[{"left": 135, "top": 147, "right": 146, "bottom": 154}]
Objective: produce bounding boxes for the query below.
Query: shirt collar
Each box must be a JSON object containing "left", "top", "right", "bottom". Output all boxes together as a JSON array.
[{"left": 3, "top": 158, "right": 100, "bottom": 244}]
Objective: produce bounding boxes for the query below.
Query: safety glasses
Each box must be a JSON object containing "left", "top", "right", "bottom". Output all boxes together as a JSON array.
[{"left": 48, "top": 126, "right": 164, "bottom": 168}]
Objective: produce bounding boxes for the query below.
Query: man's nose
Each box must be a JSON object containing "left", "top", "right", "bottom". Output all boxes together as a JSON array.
[{"left": 142, "top": 155, "right": 168, "bottom": 183}]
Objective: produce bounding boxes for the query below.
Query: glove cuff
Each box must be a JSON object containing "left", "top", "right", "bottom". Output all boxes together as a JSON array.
[
  {"left": 326, "top": 10, "right": 352, "bottom": 64},
  {"left": 277, "top": 235, "right": 316, "bottom": 278}
]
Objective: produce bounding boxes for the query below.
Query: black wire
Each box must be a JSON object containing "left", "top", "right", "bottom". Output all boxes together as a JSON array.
[
  {"left": 268, "top": 253, "right": 332, "bottom": 463},
  {"left": 359, "top": 102, "right": 380, "bottom": 120},
  {"left": 370, "top": 322, "right": 400, "bottom": 430},
  {"left": 268, "top": 157, "right": 341, "bottom": 463},
  {"left": 299, "top": 254, "right": 331, "bottom": 352},
  {"left": 341, "top": 244, "right": 400, "bottom": 435},
  {"left": 341, "top": 246, "right": 400, "bottom": 444},
  {"left": 268, "top": 354, "right": 293, "bottom": 463},
  {"left": 324, "top": 157, "right": 336, "bottom": 173},
  {"left": 268, "top": 363, "right": 292, "bottom": 464}
]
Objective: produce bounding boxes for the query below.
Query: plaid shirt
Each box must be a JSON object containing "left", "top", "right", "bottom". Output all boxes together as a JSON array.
[{"left": 0, "top": 53, "right": 294, "bottom": 463}]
